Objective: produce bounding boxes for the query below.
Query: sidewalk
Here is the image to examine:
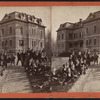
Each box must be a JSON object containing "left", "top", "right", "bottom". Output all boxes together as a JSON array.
[
  {"left": 68, "top": 65, "right": 99, "bottom": 92},
  {"left": 0, "top": 65, "right": 33, "bottom": 93}
]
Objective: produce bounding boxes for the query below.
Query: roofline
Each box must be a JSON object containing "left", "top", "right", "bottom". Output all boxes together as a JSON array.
[
  {"left": 0, "top": 19, "right": 46, "bottom": 28},
  {"left": 56, "top": 27, "right": 74, "bottom": 32},
  {"left": 83, "top": 17, "right": 100, "bottom": 24}
]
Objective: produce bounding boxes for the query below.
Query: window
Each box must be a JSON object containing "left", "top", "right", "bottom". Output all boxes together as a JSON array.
[
  {"left": 62, "top": 34, "right": 64, "bottom": 39},
  {"left": 80, "top": 32, "right": 82, "bottom": 38},
  {"left": 2, "top": 29, "right": 4, "bottom": 36},
  {"left": 18, "top": 13, "right": 21, "bottom": 19},
  {"left": 76, "top": 33, "right": 78, "bottom": 38},
  {"left": 10, "top": 27, "right": 12, "bottom": 34},
  {"left": 86, "top": 40, "right": 88, "bottom": 45},
  {"left": 32, "top": 29, "right": 33, "bottom": 36},
  {"left": 20, "top": 27, "right": 23, "bottom": 34},
  {"left": 62, "top": 43, "right": 64, "bottom": 48},
  {"left": 5, "top": 40, "right": 7, "bottom": 46},
  {"left": 58, "top": 35, "right": 60, "bottom": 40},
  {"left": 19, "top": 40, "right": 24, "bottom": 46},
  {"left": 74, "top": 33, "right": 75, "bottom": 39},
  {"left": 80, "top": 41, "right": 83, "bottom": 47},
  {"left": 41, "top": 31, "right": 42, "bottom": 38},
  {"left": 34, "top": 29, "right": 36, "bottom": 36},
  {"left": 58, "top": 44, "right": 60, "bottom": 48},
  {"left": 40, "top": 42, "right": 43, "bottom": 48},
  {"left": 89, "top": 39, "right": 91, "bottom": 45},
  {"left": 94, "top": 39, "right": 96, "bottom": 45},
  {"left": 94, "top": 25, "right": 96, "bottom": 33},
  {"left": 86, "top": 27, "right": 88, "bottom": 34},
  {"left": 69, "top": 33, "right": 72, "bottom": 39},
  {"left": 74, "top": 43, "right": 76, "bottom": 47},
  {"left": 32, "top": 41, "right": 34, "bottom": 47},
  {"left": 10, "top": 40, "right": 12, "bottom": 47},
  {"left": 69, "top": 43, "right": 73, "bottom": 48},
  {"left": 34, "top": 41, "right": 36, "bottom": 46},
  {"left": 2, "top": 41, "right": 4, "bottom": 47},
  {"left": 30, "top": 16, "right": 32, "bottom": 21}
]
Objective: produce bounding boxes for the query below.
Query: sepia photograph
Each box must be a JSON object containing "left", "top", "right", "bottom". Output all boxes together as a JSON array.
[
  {"left": 1, "top": 5, "right": 100, "bottom": 95},
  {"left": 51, "top": 6, "right": 100, "bottom": 92},
  {"left": 0, "top": 7, "right": 52, "bottom": 93}
]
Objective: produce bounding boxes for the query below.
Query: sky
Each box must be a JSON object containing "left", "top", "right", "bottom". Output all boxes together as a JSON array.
[
  {"left": 0, "top": 7, "right": 51, "bottom": 34},
  {"left": 52, "top": 6, "right": 100, "bottom": 41}
]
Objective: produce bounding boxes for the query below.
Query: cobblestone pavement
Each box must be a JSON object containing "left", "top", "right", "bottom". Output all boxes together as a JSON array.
[
  {"left": 0, "top": 65, "right": 33, "bottom": 93},
  {"left": 68, "top": 65, "right": 100, "bottom": 92}
]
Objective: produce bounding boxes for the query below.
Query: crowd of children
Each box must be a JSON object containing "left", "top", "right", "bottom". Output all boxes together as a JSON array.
[
  {"left": 0, "top": 49, "right": 100, "bottom": 92},
  {"left": 51, "top": 50, "right": 99, "bottom": 86}
]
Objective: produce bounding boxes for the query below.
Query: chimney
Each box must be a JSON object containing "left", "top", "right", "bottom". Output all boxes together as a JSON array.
[{"left": 79, "top": 18, "right": 82, "bottom": 23}]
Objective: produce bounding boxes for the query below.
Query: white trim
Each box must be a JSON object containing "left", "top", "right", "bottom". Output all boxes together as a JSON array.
[{"left": 85, "top": 34, "right": 100, "bottom": 38}]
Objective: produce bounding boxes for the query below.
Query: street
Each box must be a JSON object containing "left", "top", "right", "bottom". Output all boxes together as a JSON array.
[{"left": 0, "top": 65, "right": 33, "bottom": 93}]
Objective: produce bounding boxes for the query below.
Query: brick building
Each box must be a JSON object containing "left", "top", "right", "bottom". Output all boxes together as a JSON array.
[
  {"left": 0, "top": 11, "right": 45, "bottom": 53},
  {"left": 57, "top": 10, "right": 100, "bottom": 54}
]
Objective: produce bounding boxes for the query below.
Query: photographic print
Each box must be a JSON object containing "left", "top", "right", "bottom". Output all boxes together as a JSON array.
[
  {"left": 1, "top": 2, "right": 100, "bottom": 98},
  {"left": 52, "top": 6, "right": 100, "bottom": 92},
  {"left": 0, "top": 7, "right": 51, "bottom": 93}
]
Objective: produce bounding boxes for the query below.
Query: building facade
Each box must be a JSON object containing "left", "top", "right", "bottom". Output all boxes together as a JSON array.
[
  {"left": 0, "top": 11, "right": 45, "bottom": 53},
  {"left": 57, "top": 11, "right": 100, "bottom": 54}
]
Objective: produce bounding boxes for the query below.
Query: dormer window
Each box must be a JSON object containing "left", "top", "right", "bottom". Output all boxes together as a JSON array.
[
  {"left": 89, "top": 13, "right": 94, "bottom": 19},
  {"left": 30, "top": 16, "right": 32, "bottom": 21},
  {"left": 22, "top": 14, "right": 26, "bottom": 20},
  {"left": 18, "top": 13, "right": 21, "bottom": 19},
  {"left": 36, "top": 19, "right": 42, "bottom": 24},
  {"left": 8, "top": 15, "right": 11, "bottom": 19},
  {"left": 36, "top": 19, "right": 39, "bottom": 24}
]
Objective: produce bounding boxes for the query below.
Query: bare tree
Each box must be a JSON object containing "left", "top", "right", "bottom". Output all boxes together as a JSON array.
[{"left": 45, "top": 30, "right": 52, "bottom": 61}]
